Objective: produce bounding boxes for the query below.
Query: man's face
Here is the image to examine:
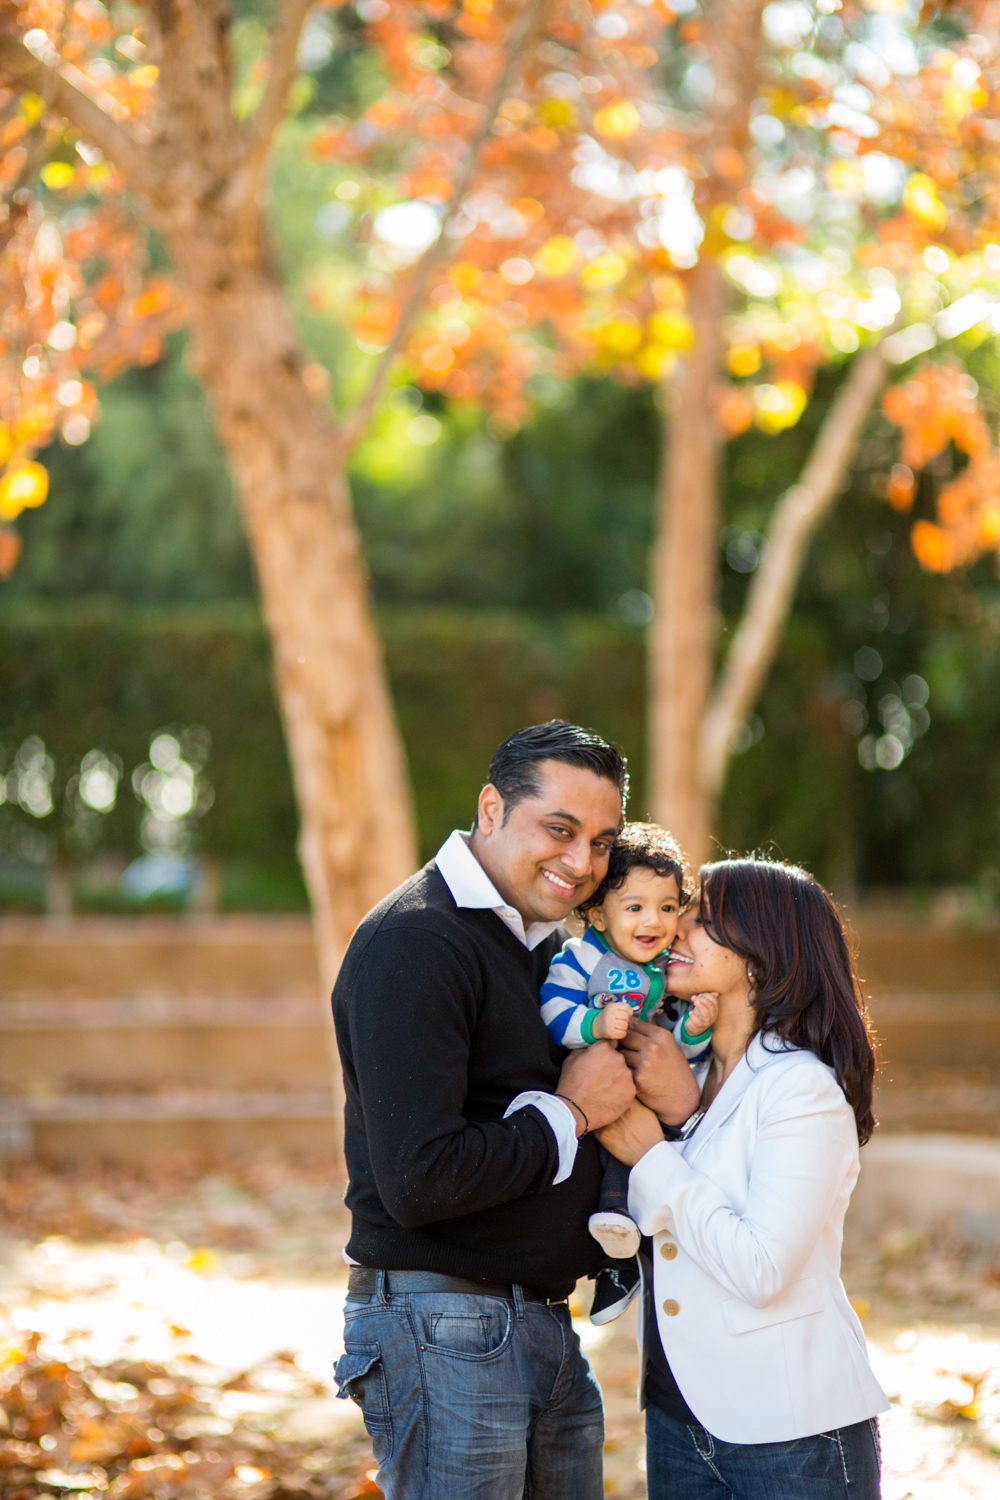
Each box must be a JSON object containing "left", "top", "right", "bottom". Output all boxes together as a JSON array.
[{"left": 473, "top": 760, "right": 623, "bottom": 924}]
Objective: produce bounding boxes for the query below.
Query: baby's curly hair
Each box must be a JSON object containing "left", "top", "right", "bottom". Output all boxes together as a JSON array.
[{"left": 578, "top": 822, "right": 689, "bottom": 921}]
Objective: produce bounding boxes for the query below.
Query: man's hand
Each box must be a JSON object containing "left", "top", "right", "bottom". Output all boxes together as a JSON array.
[
  {"left": 596, "top": 1098, "right": 665, "bottom": 1167},
  {"left": 619, "top": 1018, "right": 701, "bottom": 1126},
  {"left": 591, "top": 1002, "right": 631, "bottom": 1042},
  {"left": 556, "top": 1041, "right": 635, "bottom": 1135}
]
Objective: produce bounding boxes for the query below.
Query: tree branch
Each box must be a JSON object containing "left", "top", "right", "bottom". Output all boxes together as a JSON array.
[
  {"left": 232, "top": 0, "right": 315, "bottom": 225},
  {"left": 699, "top": 338, "right": 890, "bottom": 798},
  {"left": 336, "top": 0, "right": 550, "bottom": 457},
  {"left": 0, "top": 35, "right": 149, "bottom": 185}
]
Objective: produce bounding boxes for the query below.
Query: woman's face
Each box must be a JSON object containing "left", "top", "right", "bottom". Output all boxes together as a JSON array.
[{"left": 666, "top": 901, "right": 750, "bottom": 1001}]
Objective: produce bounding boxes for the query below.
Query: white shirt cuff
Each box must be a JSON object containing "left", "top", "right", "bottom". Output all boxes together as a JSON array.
[{"left": 504, "top": 1091, "right": 580, "bottom": 1185}]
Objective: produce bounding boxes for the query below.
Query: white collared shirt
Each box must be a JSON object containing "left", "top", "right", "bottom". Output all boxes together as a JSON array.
[
  {"left": 433, "top": 829, "right": 579, "bottom": 1183},
  {"left": 433, "top": 829, "right": 564, "bottom": 950}
]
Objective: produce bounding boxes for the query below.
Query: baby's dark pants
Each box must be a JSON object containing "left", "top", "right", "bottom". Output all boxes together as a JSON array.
[{"left": 597, "top": 1145, "right": 632, "bottom": 1216}]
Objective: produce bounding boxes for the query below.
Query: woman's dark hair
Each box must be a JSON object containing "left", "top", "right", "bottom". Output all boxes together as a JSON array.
[
  {"left": 579, "top": 822, "right": 688, "bottom": 918},
  {"left": 699, "top": 857, "right": 877, "bottom": 1146},
  {"left": 480, "top": 720, "right": 629, "bottom": 825}
]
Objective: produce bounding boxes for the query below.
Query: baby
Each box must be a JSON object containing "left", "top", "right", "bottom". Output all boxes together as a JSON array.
[{"left": 540, "top": 822, "right": 718, "bottom": 1323}]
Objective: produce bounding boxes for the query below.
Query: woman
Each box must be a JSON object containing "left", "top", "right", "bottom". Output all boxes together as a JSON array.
[{"left": 600, "top": 857, "right": 888, "bottom": 1499}]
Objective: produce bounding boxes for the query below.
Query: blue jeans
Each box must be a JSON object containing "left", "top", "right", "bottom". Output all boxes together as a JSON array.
[
  {"left": 646, "top": 1403, "right": 881, "bottom": 1499},
  {"left": 334, "top": 1277, "right": 604, "bottom": 1499}
]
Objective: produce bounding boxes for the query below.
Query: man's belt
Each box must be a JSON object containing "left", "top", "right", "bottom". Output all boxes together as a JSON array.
[{"left": 346, "top": 1267, "right": 567, "bottom": 1305}]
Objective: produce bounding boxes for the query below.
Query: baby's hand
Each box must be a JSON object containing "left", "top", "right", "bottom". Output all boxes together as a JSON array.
[
  {"left": 687, "top": 991, "right": 720, "bottom": 1034},
  {"left": 592, "top": 1002, "right": 632, "bottom": 1042}
]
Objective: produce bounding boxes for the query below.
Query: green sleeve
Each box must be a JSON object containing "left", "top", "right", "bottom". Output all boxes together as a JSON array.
[
  {"left": 580, "top": 1007, "right": 603, "bottom": 1045},
  {"left": 680, "top": 1015, "right": 712, "bottom": 1045}
]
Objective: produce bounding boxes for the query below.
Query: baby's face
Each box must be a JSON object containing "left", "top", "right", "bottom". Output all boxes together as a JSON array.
[{"left": 589, "top": 869, "right": 681, "bottom": 965}]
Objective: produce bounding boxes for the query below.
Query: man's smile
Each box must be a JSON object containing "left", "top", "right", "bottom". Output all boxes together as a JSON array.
[{"left": 540, "top": 867, "right": 578, "bottom": 896}]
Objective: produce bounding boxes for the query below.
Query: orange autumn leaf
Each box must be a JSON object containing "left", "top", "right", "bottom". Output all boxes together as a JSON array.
[
  {"left": 0, "top": 526, "right": 22, "bottom": 578},
  {"left": 911, "top": 519, "right": 954, "bottom": 572},
  {"left": 886, "top": 463, "right": 915, "bottom": 512},
  {"left": 884, "top": 362, "right": 1000, "bottom": 575},
  {"left": 717, "top": 385, "right": 754, "bottom": 437}
]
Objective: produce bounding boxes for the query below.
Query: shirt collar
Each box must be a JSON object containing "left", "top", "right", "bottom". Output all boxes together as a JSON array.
[{"left": 433, "top": 830, "right": 563, "bottom": 951}]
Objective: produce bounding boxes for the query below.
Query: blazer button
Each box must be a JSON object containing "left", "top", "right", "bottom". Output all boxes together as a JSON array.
[
  {"left": 662, "top": 1299, "right": 679, "bottom": 1316},
  {"left": 660, "top": 1242, "right": 678, "bottom": 1260}
]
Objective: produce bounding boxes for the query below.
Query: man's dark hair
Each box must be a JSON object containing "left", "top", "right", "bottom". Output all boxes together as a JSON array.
[
  {"left": 579, "top": 822, "right": 688, "bottom": 917},
  {"left": 479, "top": 720, "right": 628, "bottom": 826}
]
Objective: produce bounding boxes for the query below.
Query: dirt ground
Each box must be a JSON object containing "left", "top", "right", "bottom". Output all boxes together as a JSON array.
[{"left": 1, "top": 1156, "right": 999, "bottom": 1499}]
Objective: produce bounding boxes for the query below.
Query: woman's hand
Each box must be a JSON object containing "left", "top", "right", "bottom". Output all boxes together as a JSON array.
[
  {"left": 595, "top": 1098, "right": 665, "bottom": 1166},
  {"left": 620, "top": 1018, "right": 701, "bottom": 1125}
]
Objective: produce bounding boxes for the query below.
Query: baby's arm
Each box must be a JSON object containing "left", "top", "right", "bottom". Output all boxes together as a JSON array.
[
  {"left": 540, "top": 937, "right": 606, "bottom": 1049},
  {"left": 673, "top": 991, "right": 719, "bottom": 1059}
]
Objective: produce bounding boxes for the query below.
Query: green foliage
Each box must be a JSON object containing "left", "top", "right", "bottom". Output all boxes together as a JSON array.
[
  {"left": 387, "top": 608, "right": 646, "bottom": 849},
  {"left": 0, "top": 601, "right": 294, "bottom": 873},
  {"left": 9, "top": 345, "right": 251, "bottom": 603},
  {"left": 716, "top": 363, "right": 1000, "bottom": 890},
  {"left": 2, "top": 583, "right": 1000, "bottom": 902},
  {"left": 353, "top": 381, "right": 660, "bottom": 609},
  {"left": 5, "top": 328, "right": 1000, "bottom": 902},
  {"left": 0, "top": 602, "right": 644, "bottom": 880}
]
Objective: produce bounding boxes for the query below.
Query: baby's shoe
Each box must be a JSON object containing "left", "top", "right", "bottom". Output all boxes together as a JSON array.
[
  {"left": 588, "top": 1210, "right": 641, "bottom": 1259},
  {"left": 590, "top": 1262, "right": 641, "bottom": 1326}
]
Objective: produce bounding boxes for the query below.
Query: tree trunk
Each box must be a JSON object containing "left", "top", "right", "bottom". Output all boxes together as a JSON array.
[
  {"left": 699, "top": 342, "right": 890, "bottom": 806},
  {"left": 647, "top": 255, "right": 728, "bottom": 865},
  {"left": 644, "top": 0, "right": 764, "bottom": 868},
  {"left": 122, "top": 2, "right": 420, "bottom": 994},
  {"left": 0, "top": 0, "right": 534, "bottom": 996},
  {"left": 177, "top": 254, "right": 417, "bottom": 992}
]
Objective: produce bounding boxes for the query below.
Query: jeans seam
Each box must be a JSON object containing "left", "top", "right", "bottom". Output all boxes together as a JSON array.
[
  {"left": 547, "top": 1304, "right": 575, "bottom": 1411},
  {"left": 689, "top": 1425, "right": 728, "bottom": 1486},
  {"left": 831, "top": 1426, "right": 849, "bottom": 1490},
  {"left": 524, "top": 1305, "right": 568, "bottom": 1449},
  {"left": 399, "top": 1300, "right": 433, "bottom": 1481}
]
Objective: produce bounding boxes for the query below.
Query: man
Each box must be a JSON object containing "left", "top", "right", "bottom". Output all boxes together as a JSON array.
[{"left": 332, "top": 721, "right": 697, "bottom": 1499}]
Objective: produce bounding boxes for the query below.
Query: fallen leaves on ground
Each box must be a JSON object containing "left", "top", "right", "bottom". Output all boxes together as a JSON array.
[
  {"left": 0, "top": 1156, "right": 344, "bottom": 1272},
  {"left": 0, "top": 1330, "right": 375, "bottom": 1500},
  {"left": 843, "top": 1215, "right": 1000, "bottom": 1324},
  {"left": 1, "top": 1154, "right": 999, "bottom": 1498}
]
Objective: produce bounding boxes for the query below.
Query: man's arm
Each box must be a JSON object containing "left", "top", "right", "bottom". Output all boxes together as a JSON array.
[{"left": 343, "top": 926, "right": 630, "bottom": 1229}]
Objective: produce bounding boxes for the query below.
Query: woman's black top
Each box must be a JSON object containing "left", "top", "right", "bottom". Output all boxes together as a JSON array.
[{"left": 642, "top": 1244, "right": 699, "bottom": 1425}]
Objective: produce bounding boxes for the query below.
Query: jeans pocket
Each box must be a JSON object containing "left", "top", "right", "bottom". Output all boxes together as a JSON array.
[
  {"left": 333, "top": 1342, "right": 393, "bottom": 1464},
  {"left": 429, "top": 1313, "right": 496, "bottom": 1355},
  {"left": 412, "top": 1297, "right": 513, "bottom": 1361}
]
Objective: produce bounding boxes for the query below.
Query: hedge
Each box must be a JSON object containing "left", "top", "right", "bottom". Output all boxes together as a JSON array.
[
  {"left": 3, "top": 599, "right": 997, "bottom": 902},
  {"left": 0, "top": 600, "right": 646, "bottom": 876}
]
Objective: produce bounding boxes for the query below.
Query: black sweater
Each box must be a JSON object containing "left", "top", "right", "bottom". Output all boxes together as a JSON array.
[{"left": 332, "top": 861, "right": 606, "bottom": 1298}]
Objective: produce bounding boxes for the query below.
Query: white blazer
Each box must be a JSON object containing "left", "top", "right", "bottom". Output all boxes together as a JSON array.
[{"left": 628, "top": 1035, "right": 889, "bottom": 1445}]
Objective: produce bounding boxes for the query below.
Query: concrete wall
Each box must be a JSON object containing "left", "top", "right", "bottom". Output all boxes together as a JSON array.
[
  {"left": 850, "top": 1133, "right": 1000, "bottom": 1245},
  {"left": 1, "top": 914, "right": 997, "bottom": 1162}
]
